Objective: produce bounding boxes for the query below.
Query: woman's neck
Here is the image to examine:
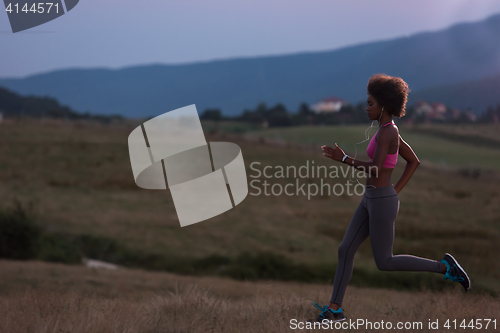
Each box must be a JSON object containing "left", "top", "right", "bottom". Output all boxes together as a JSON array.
[{"left": 378, "top": 114, "right": 393, "bottom": 127}]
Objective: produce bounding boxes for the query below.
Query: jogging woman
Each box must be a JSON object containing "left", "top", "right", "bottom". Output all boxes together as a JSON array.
[{"left": 310, "top": 74, "right": 470, "bottom": 323}]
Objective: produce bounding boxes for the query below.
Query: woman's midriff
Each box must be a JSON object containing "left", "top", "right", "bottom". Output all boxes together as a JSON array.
[{"left": 366, "top": 167, "right": 393, "bottom": 188}]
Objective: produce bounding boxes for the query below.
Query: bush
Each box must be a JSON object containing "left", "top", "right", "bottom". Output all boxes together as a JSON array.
[
  {"left": 0, "top": 201, "right": 41, "bottom": 260},
  {"left": 0, "top": 200, "right": 81, "bottom": 264},
  {"left": 74, "top": 234, "right": 120, "bottom": 261},
  {"left": 37, "top": 233, "right": 81, "bottom": 264}
]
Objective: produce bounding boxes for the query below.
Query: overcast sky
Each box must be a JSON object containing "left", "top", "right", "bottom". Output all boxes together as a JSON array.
[{"left": 2, "top": 0, "right": 500, "bottom": 78}]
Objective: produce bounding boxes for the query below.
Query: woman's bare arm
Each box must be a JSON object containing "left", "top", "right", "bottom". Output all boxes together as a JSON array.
[
  {"left": 394, "top": 135, "right": 420, "bottom": 194},
  {"left": 322, "top": 143, "right": 380, "bottom": 176},
  {"left": 322, "top": 126, "right": 397, "bottom": 176}
]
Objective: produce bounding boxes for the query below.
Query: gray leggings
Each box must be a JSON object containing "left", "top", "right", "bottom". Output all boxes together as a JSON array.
[{"left": 330, "top": 185, "right": 443, "bottom": 306}]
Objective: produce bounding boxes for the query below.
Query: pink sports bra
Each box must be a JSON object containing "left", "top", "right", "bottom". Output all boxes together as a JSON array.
[{"left": 366, "top": 121, "right": 399, "bottom": 168}]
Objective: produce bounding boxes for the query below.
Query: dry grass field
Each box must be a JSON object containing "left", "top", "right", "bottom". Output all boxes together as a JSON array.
[
  {"left": 0, "top": 118, "right": 499, "bottom": 331},
  {"left": 0, "top": 259, "right": 498, "bottom": 333}
]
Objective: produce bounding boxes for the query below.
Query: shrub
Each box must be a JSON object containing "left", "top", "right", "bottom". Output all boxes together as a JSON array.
[
  {"left": 37, "top": 233, "right": 81, "bottom": 264},
  {"left": 0, "top": 200, "right": 81, "bottom": 264},
  {"left": 74, "top": 234, "right": 120, "bottom": 261},
  {"left": 0, "top": 201, "right": 41, "bottom": 260}
]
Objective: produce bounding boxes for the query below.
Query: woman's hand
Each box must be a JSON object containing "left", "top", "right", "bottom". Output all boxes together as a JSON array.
[
  {"left": 394, "top": 186, "right": 401, "bottom": 195},
  {"left": 321, "top": 143, "right": 346, "bottom": 162}
]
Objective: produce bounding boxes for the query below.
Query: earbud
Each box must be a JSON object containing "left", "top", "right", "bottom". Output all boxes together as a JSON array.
[{"left": 378, "top": 107, "right": 384, "bottom": 123}]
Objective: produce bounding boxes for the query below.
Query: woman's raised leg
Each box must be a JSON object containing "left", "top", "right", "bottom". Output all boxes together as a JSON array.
[{"left": 367, "top": 193, "right": 443, "bottom": 273}]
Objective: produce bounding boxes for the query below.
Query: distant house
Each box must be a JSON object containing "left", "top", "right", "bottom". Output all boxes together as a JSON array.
[
  {"left": 449, "top": 108, "right": 461, "bottom": 120},
  {"left": 414, "top": 101, "right": 433, "bottom": 115},
  {"left": 415, "top": 100, "right": 448, "bottom": 120},
  {"left": 431, "top": 102, "right": 447, "bottom": 113},
  {"left": 428, "top": 102, "right": 447, "bottom": 120},
  {"left": 464, "top": 111, "right": 477, "bottom": 122},
  {"left": 311, "top": 97, "right": 350, "bottom": 113}
]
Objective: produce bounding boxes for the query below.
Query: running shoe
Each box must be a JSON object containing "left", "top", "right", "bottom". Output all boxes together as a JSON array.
[
  {"left": 440, "top": 253, "right": 470, "bottom": 291},
  {"left": 306, "top": 302, "right": 346, "bottom": 323}
]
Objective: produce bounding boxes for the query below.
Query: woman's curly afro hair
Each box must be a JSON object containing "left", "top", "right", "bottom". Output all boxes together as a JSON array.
[{"left": 367, "top": 74, "right": 410, "bottom": 118}]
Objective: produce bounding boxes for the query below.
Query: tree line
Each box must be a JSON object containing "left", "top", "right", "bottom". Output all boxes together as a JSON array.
[
  {"left": 201, "top": 102, "right": 500, "bottom": 127},
  {"left": 0, "top": 86, "right": 123, "bottom": 124},
  {"left": 2, "top": 85, "right": 498, "bottom": 126},
  {"left": 201, "top": 102, "right": 371, "bottom": 126}
]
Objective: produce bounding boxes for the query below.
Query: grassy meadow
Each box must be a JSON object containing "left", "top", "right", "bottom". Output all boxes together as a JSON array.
[
  {"left": 1, "top": 259, "right": 499, "bottom": 333},
  {"left": 0, "top": 118, "right": 499, "bottom": 331},
  {"left": 242, "top": 122, "right": 500, "bottom": 171}
]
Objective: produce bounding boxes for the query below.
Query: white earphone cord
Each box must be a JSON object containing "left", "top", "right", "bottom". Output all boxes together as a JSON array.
[{"left": 348, "top": 107, "right": 383, "bottom": 187}]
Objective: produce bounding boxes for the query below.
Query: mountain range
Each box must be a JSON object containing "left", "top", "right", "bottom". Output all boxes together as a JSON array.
[{"left": 1, "top": 14, "right": 500, "bottom": 117}]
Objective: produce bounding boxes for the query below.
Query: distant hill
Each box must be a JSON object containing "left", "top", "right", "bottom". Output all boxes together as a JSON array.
[
  {"left": 409, "top": 72, "right": 500, "bottom": 112},
  {"left": 1, "top": 14, "right": 500, "bottom": 117},
  {"left": 0, "top": 86, "right": 121, "bottom": 122}
]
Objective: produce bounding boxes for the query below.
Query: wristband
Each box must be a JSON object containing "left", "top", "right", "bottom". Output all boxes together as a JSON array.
[{"left": 342, "top": 154, "right": 349, "bottom": 163}]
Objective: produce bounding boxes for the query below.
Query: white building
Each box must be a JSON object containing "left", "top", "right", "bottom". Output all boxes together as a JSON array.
[
  {"left": 415, "top": 101, "right": 449, "bottom": 121},
  {"left": 311, "top": 97, "right": 350, "bottom": 113},
  {"left": 414, "top": 101, "right": 433, "bottom": 115}
]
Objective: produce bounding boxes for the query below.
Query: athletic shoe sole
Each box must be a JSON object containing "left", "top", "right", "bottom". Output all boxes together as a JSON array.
[
  {"left": 330, "top": 317, "right": 346, "bottom": 322},
  {"left": 306, "top": 317, "right": 347, "bottom": 324},
  {"left": 444, "top": 253, "right": 471, "bottom": 291}
]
